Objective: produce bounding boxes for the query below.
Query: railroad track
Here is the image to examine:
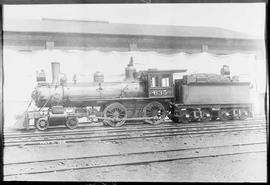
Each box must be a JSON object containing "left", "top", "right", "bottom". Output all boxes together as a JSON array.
[
  {"left": 4, "top": 119, "right": 266, "bottom": 147},
  {"left": 4, "top": 142, "right": 266, "bottom": 179},
  {"left": 4, "top": 120, "right": 266, "bottom": 140},
  {"left": 4, "top": 117, "right": 266, "bottom": 134},
  {"left": 4, "top": 118, "right": 266, "bottom": 137}
]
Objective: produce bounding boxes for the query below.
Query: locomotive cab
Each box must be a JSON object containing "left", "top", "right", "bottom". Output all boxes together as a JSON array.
[{"left": 142, "top": 69, "right": 187, "bottom": 98}]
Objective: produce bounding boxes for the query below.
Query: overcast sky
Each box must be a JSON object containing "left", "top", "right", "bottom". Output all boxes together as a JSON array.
[{"left": 3, "top": 3, "right": 265, "bottom": 38}]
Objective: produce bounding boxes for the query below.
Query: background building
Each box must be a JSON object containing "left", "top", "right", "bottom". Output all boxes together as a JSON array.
[
  {"left": 2, "top": 18, "right": 266, "bottom": 127},
  {"left": 4, "top": 18, "right": 265, "bottom": 57}
]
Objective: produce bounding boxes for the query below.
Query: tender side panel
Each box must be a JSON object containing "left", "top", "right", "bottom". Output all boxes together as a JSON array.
[{"left": 180, "top": 83, "right": 252, "bottom": 105}]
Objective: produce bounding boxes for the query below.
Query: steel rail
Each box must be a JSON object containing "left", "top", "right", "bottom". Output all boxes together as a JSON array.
[
  {"left": 4, "top": 122, "right": 266, "bottom": 143},
  {"left": 4, "top": 117, "right": 266, "bottom": 135},
  {"left": 4, "top": 119, "right": 266, "bottom": 138},
  {"left": 4, "top": 125, "right": 266, "bottom": 145},
  {"left": 4, "top": 125, "right": 266, "bottom": 147}
]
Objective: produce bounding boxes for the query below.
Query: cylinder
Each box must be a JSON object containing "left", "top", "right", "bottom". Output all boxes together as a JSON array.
[{"left": 51, "top": 62, "right": 60, "bottom": 84}]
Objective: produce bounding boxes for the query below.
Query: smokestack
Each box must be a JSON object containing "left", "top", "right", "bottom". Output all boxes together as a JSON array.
[{"left": 51, "top": 62, "right": 60, "bottom": 84}]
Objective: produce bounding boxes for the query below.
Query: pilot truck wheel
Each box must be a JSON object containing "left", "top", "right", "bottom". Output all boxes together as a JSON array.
[
  {"left": 65, "top": 117, "right": 79, "bottom": 129},
  {"left": 35, "top": 117, "right": 49, "bottom": 131}
]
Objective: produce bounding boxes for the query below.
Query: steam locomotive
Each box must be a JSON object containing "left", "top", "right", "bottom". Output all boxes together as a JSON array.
[{"left": 26, "top": 57, "right": 252, "bottom": 130}]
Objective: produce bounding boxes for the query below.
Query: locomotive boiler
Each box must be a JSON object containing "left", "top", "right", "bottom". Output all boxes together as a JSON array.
[
  {"left": 32, "top": 76, "right": 146, "bottom": 107},
  {"left": 25, "top": 57, "right": 253, "bottom": 131}
]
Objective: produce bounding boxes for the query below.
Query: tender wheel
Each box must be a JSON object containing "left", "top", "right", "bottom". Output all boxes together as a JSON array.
[
  {"left": 35, "top": 117, "right": 49, "bottom": 131},
  {"left": 65, "top": 117, "right": 79, "bottom": 129},
  {"left": 239, "top": 109, "right": 249, "bottom": 120},
  {"left": 190, "top": 111, "right": 199, "bottom": 122},
  {"left": 200, "top": 110, "right": 212, "bottom": 122},
  {"left": 175, "top": 110, "right": 191, "bottom": 124},
  {"left": 103, "top": 102, "right": 127, "bottom": 127},
  {"left": 219, "top": 109, "right": 232, "bottom": 121},
  {"left": 143, "top": 101, "right": 166, "bottom": 125},
  {"left": 179, "top": 110, "right": 191, "bottom": 124}
]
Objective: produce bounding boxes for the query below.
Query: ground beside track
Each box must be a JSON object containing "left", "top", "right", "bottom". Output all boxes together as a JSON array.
[
  {"left": 7, "top": 151, "right": 266, "bottom": 182},
  {"left": 3, "top": 120, "right": 267, "bottom": 182}
]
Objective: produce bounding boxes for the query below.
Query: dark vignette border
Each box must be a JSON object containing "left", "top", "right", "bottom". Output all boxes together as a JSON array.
[{"left": 0, "top": 0, "right": 268, "bottom": 184}]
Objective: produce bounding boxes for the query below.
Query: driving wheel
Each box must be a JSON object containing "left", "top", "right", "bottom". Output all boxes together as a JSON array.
[
  {"left": 103, "top": 102, "right": 127, "bottom": 127},
  {"left": 143, "top": 101, "right": 166, "bottom": 125}
]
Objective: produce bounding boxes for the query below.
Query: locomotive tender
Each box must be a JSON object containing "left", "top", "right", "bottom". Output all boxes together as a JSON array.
[{"left": 26, "top": 57, "right": 252, "bottom": 130}]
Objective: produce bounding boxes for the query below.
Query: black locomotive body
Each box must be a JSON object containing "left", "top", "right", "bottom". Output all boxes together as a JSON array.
[{"left": 26, "top": 58, "right": 253, "bottom": 130}]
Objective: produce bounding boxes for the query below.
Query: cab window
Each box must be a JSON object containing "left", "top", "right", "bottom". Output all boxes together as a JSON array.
[
  {"left": 151, "top": 76, "right": 159, "bottom": 87},
  {"left": 161, "top": 77, "right": 170, "bottom": 87},
  {"left": 161, "top": 75, "right": 170, "bottom": 87}
]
